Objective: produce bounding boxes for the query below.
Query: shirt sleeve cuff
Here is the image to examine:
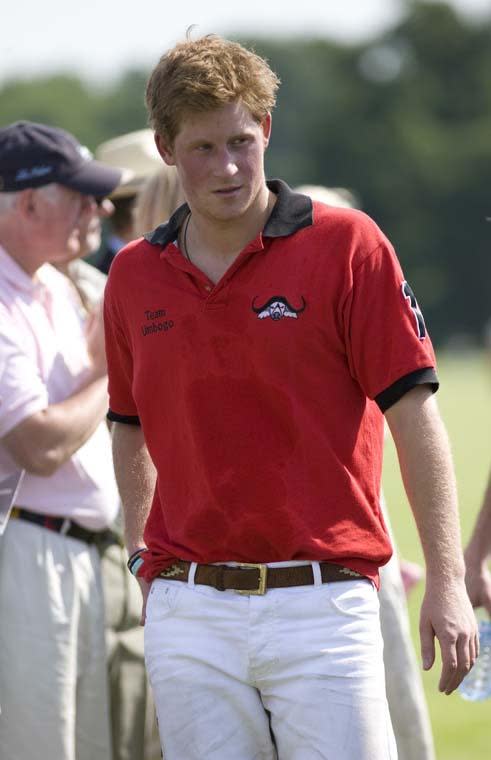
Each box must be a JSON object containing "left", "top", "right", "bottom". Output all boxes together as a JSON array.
[
  {"left": 375, "top": 368, "right": 439, "bottom": 413},
  {"left": 107, "top": 409, "right": 141, "bottom": 425}
]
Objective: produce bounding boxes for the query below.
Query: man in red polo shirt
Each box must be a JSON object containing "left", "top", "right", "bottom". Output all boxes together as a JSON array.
[{"left": 104, "top": 35, "right": 477, "bottom": 760}]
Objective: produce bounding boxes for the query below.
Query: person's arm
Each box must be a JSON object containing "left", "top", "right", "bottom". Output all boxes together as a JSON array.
[
  {"left": 111, "top": 421, "right": 157, "bottom": 623},
  {"left": 1, "top": 305, "right": 108, "bottom": 476},
  {"left": 385, "top": 385, "right": 478, "bottom": 695},
  {"left": 2, "top": 373, "right": 108, "bottom": 475},
  {"left": 464, "top": 469, "right": 491, "bottom": 615}
]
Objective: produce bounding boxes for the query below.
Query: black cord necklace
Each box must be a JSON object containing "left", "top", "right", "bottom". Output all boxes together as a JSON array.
[{"left": 182, "top": 213, "right": 192, "bottom": 264}]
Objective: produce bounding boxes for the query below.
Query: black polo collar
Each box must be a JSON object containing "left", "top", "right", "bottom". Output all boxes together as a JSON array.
[{"left": 144, "top": 179, "right": 313, "bottom": 248}]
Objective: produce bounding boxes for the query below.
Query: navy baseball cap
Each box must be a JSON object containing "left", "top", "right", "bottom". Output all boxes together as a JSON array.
[{"left": 0, "top": 121, "right": 123, "bottom": 196}]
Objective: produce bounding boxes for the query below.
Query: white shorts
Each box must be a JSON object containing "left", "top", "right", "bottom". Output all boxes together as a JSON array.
[{"left": 144, "top": 564, "right": 397, "bottom": 760}]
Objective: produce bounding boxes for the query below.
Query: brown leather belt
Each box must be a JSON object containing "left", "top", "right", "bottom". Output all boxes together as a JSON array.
[{"left": 158, "top": 560, "right": 364, "bottom": 595}]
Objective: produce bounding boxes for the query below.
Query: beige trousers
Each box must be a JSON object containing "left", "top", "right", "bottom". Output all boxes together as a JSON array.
[
  {"left": 101, "top": 541, "right": 161, "bottom": 760},
  {"left": 379, "top": 500, "right": 436, "bottom": 760},
  {"left": 0, "top": 518, "right": 111, "bottom": 760}
]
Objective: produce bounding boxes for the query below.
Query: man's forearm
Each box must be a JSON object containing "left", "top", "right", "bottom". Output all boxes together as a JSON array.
[
  {"left": 466, "top": 470, "right": 491, "bottom": 564},
  {"left": 112, "top": 422, "right": 157, "bottom": 554},
  {"left": 385, "top": 387, "right": 464, "bottom": 580},
  {"left": 385, "top": 385, "right": 477, "bottom": 694},
  {"left": 464, "top": 467, "right": 491, "bottom": 613},
  {"left": 2, "top": 372, "right": 109, "bottom": 476}
]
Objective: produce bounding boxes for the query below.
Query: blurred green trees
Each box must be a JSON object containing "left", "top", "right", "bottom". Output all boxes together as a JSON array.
[
  {"left": 0, "top": 70, "right": 148, "bottom": 149},
  {"left": 1, "top": 1, "right": 490, "bottom": 345}
]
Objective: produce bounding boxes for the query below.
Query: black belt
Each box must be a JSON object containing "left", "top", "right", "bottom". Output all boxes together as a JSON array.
[
  {"left": 158, "top": 560, "right": 365, "bottom": 595},
  {"left": 10, "top": 507, "right": 121, "bottom": 548}
]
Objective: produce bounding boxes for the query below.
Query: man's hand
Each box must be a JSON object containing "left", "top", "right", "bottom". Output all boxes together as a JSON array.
[
  {"left": 419, "top": 577, "right": 479, "bottom": 694},
  {"left": 136, "top": 577, "right": 152, "bottom": 626},
  {"left": 464, "top": 553, "right": 491, "bottom": 616}
]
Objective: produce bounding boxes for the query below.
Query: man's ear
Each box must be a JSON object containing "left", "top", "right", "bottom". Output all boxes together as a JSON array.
[
  {"left": 154, "top": 133, "right": 175, "bottom": 166},
  {"left": 16, "top": 189, "right": 37, "bottom": 220},
  {"left": 261, "top": 113, "right": 272, "bottom": 149}
]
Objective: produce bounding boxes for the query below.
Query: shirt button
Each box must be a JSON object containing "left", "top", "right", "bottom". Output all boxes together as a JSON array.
[{"left": 205, "top": 285, "right": 212, "bottom": 292}]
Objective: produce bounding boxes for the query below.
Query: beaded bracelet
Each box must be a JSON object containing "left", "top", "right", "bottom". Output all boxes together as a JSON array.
[{"left": 127, "top": 547, "right": 148, "bottom": 577}]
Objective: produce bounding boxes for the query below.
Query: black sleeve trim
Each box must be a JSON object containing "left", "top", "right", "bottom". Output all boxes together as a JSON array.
[
  {"left": 376, "top": 368, "right": 439, "bottom": 413},
  {"left": 107, "top": 409, "right": 141, "bottom": 425}
]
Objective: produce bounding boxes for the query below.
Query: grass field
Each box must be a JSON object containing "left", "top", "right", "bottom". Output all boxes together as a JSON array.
[{"left": 382, "top": 350, "right": 491, "bottom": 760}]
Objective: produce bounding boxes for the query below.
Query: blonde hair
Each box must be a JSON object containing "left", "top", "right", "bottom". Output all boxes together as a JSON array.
[
  {"left": 133, "top": 165, "right": 185, "bottom": 236},
  {"left": 146, "top": 34, "right": 280, "bottom": 145}
]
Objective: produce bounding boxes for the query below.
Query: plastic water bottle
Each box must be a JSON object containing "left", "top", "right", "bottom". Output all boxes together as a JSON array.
[{"left": 459, "top": 619, "right": 491, "bottom": 701}]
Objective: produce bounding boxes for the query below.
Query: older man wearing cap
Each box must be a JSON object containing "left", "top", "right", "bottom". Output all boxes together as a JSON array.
[{"left": 0, "top": 120, "right": 121, "bottom": 760}]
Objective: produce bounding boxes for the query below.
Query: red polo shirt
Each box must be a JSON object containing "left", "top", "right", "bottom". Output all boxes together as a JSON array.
[{"left": 104, "top": 180, "right": 437, "bottom": 585}]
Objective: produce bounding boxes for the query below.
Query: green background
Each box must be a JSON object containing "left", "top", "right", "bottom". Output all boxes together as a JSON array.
[
  {"left": 382, "top": 350, "right": 491, "bottom": 759},
  {"left": 2, "top": 2, "right": 491, "bottom": 348}
]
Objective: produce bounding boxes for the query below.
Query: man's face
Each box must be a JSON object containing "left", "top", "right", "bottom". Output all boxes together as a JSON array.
[
  {"left": 156, "top": 100, "right": 271, "bottom": 224},
  {"left": 34, "top": 185, "right": 97, "bottom": 262},
  {"left": 60, "top": 198, "right": 114, "bottom": 264},
  {"left": 80, "top": 199, "right": 112, "bottom": 258}
]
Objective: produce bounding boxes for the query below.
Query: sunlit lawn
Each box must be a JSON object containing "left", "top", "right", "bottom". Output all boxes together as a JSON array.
[{"left": 382, "top": 350, "right": 491, "bottom": 760}]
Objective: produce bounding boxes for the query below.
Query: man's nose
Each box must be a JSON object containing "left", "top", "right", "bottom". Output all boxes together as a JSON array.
[{"left": 213, "top": 147, "right": 239, "bottom": 177}]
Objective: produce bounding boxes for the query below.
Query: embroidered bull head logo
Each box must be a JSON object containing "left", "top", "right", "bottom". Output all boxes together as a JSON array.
[{"left": 252, "top": 295, "right": 307, "bottom": 321}]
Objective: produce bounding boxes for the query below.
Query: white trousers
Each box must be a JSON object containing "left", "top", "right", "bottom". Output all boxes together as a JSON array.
[
  {"left": 145, "top": 568, "right": 397, "bottom": 760},
  {"left": 0, "top": 519, "right": 111, "bottom": 760}
]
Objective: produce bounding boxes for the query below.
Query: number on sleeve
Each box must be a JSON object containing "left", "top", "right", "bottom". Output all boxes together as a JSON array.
[{"left": 401, "top": 281, "right": 426, "bottom": 340}]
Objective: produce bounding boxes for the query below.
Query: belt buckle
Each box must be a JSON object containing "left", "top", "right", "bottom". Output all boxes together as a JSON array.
[{"left": 233, "top": 563, "right": 267, "bottom": 595}]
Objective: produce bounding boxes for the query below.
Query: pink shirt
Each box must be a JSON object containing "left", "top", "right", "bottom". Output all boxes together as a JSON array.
[{"left": 0, "top": 246, "right": 118, "bottom": 529}]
